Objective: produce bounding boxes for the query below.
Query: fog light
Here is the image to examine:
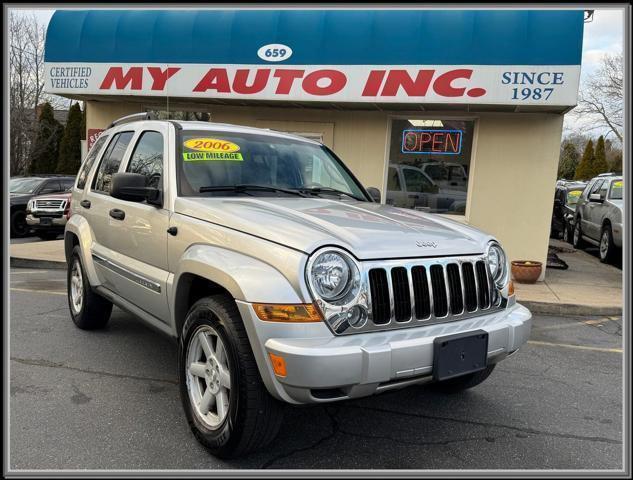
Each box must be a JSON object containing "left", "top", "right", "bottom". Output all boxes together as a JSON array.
[
  {"left": 346, "top": 305, "right": 367, "bottom": 328},
  {"left": 268, "top": 352, "right": 287, "bottom": 377}
]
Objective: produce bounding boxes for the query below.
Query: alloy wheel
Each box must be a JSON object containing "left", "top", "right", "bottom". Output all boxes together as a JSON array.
[
  {"left": 600, "top": 230, "right": 610, "bottom": 260},
  {"left": 70, "top": 259, "right": 84, "bottom": 314},
  {"left": 186, "top": 325, "right": 232, "bottom": 430}
]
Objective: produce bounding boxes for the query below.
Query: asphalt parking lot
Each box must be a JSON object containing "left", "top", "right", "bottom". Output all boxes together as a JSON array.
[{"left": 8, "top": 267, "right": 623, "bottom": 470}]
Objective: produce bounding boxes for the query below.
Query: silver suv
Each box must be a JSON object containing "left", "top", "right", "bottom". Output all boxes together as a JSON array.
[
  {"left": 573, "top": 174, "right": 623, "bottom": 263},
  {"left": 65, "top": 114, "right": 532, "bottom": 458}
]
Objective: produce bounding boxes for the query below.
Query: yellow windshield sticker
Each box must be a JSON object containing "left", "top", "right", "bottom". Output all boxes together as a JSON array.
[
  {"left": 568, "top": 190, "right": 581, "bottom": 196},
  {"left": 613, "top": 181, "right": 622, "bottom": 187},
  {"left": 183, "top": 151, "right": 243, "bottom": 161},
  {"left": 184, "top": 138, "right": 240, "bottom": 153}
]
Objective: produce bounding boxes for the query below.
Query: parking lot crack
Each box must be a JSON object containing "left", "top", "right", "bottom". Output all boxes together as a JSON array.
[
  {"left": 10, "top": 356, "right": 178, "bottom": 385},
  {"left": 261, "top": 406, "right": 340, "bottom": 469},
  {"left": 346, "top": 405, "right": 621, "bottom": 445}
]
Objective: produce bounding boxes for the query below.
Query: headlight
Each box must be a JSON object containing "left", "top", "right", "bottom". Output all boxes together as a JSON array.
[
  {"left": 26, "top": 200, "right": 33, "bottom": 213},
  {"left": 486, "top": 241, "right": 508, "bottom": 288},
  {"left": 309, "top": 250, "right": 360, "bottom": 302}
]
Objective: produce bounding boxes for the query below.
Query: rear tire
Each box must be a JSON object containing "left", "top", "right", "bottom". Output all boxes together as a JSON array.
[
  {"left": 572, "top": 218, "right": 586, "bottom": 249},
  {"left": 67, "top": 246, "right": 112, "bottom": 330},
  {"left": 562, "top": 222, "right": 572, "bottom": 244},
  {"left": 432, "top": 364, "right": 496, "bottom": 394},
  {"left": 179, "top": 295, "right": 284, "bottom": 458}
]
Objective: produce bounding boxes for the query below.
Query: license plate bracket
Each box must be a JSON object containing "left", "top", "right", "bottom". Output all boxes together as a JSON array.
[
  {"left": 39, "top": 217, "right": 52, "bottom": 226},
  {"left": 433, "top": 330, "right": 488, "bottom": 381}
]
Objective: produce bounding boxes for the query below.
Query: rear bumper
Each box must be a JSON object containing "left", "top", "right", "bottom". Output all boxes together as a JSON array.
[
  {"left": 612, "top": 222, "right": 623, "bottom": 248},
  {"left": 238, "top": 301, "right": 532, "bottom": 404}
]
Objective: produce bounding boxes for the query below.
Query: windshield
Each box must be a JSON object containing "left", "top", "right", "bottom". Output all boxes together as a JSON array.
[
  {"left": 178, "top": 130, "right": 367, "bottom": 200},
  {"left": 10, "top": 177, "right": 44, "bottom": 194},
  {"left": 424, "top": 164, "right": 448, "bottom": 181},
  {"left": 566, "top": 189, "right": 584, "bottom": 206},
  {"left": 609, "top": 180, "right": 623, "bottom": 200}
]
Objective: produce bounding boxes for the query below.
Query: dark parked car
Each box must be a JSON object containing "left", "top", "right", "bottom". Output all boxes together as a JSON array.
[
  {"left": 9, "top": 175, "right": 75, "bottom": 237},
  {"left": 551, "top": 181, "right": 587, "bottom": 243}
]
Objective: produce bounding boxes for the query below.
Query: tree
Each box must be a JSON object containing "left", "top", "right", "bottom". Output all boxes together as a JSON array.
[
  {"left": 57, "top": 102, "right": 83, "bottom": 174},
  {"left": 29, "top": 103, "right": 64, "bottom": 174},
  {"left": 80, "top": 102, "right": 86, "bottom": 140},
  {"left": 10, "top": 12, "right": 69, "bottom": 175},
  {"left": 574, "top": 139, "right": 595, "bottom": 181},
  {"left": 573, "top": 53, "right": 623, "bottom": 143},
  {"left": 592, "top": 135, "right": 609, "bottom": 176},
  {"left": 557, "top": 142, "right": 579, "bottom": 179}
]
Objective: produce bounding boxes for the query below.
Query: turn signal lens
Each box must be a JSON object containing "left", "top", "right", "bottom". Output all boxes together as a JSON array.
[
  {"left": 508, "top": 280, "right": 515, "bottom": 296},
  {"left": 268, "top": 352, "right": 287, "bottom": 377},
  {"left": 253, "top": 303, "right": 323, "bottom": 323}
]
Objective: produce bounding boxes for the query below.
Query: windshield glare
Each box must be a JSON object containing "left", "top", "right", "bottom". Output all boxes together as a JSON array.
[
  {"left": 178, "top": 131, "right": 367, "bottom": 200},
  {"left": 10, "top": 178, "right": 43, "bottom": 194}
]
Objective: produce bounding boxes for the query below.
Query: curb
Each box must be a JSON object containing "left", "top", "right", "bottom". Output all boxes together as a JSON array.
[
  {"left": 520, "top": 300, "right": 622, "bottom": 317},
  {"left": 11, "top": 257, "right": 66, "bottom": 270}
]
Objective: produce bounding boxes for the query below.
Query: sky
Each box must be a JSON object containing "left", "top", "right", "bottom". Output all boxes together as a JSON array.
[{"left": 13, "top": 7, "right": 625, "bottom": 136}]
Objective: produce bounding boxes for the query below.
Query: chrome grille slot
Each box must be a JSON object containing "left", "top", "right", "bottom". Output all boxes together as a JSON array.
[
  {"left": 368, "top": 268, "right": 390, "bottom": 324},
  {"left": 411, "top": 266, "right": 431, "bottom": 319},
  {"left": 461, "top": 262, "right": 478, "bottom": 312},
  {"left": 446, "top": 263, "right": 464, "bottom": 314},
  {"left": 429, "top": 265, "right": 448, "bottom": 317},
  {"left": 390, "top": 267, "right": 411, "bottom": 322},
  {"left": 475, "top": 261, "right": 491, "bottom": 309},
  {"left": 358, "top": 255, "right": 504, "bottom": 334}
]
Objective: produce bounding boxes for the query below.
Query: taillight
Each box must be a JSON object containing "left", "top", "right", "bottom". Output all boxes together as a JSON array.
[{"left": 65, "top": 198, "right": 72, "bottom": 219}]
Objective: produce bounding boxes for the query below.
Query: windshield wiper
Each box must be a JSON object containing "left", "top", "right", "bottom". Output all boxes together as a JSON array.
[
  {"left": 295, "top": 186, "right": 365, "bottom": 202},
  {"left": 199, "top": 184, "right": 307, "bottom": 197}
]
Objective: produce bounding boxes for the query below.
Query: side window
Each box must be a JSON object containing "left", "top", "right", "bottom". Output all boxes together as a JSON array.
[
  {"left": 403, "top": 168, "right": 434, "bottom": 193},
  {"left": 77, "top": 135, "right": 109, "bottom": 190},
  {"left": 92, "top": 131, "right": 134, "bottom": 194},
  {"left": 387, "top": 167, "right": 401, "bottom": 191},
  {"left": 126, "top": 131, "right": 164, "bottom": 189},
  {"left": 589, "top": 180, "right": 604, "bottom": 196},
  {"left": 599, "top": 181, "right": 609, "bottom": 199}
]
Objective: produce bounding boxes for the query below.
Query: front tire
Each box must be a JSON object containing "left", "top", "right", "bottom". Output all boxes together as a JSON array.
[
  {"left": 179, "top": 295, "right": 284, "bottom": 458},
  {"left": 67, "top": 246, "right": 113, "bottom": 329},
  {"left": 10, "top": 209, "right": 29, "bottom": 237},
  {"left": 562, "top": 222, "right": 572, "bottom": 244},
  {"left": 432, "top": 364, "right": 496, "bottom": 394},
  {"left": 599, "top": 226, "right": 618, "bottom": 264}
]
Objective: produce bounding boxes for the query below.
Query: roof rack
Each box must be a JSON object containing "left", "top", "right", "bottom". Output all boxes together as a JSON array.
[
  {"left": 597, "top": 172, "right": 617, "bottom": 177},
  {"left": 108, "top": 112, "right": 156, "bottom": 129}
]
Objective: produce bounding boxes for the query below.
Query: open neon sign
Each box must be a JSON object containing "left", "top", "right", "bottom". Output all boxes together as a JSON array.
[{"left": 402, "top": 129, "right": 463, "bottom": 155}]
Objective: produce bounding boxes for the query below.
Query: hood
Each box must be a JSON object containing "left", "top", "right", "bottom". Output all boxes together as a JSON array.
[
  {"left": 175, "top": 197, "right": 492, "bottom": 259},
  {"left": 31, "top": 192, "right": 71, "bottom": 201},
  {"left": 10, "top": 193, "right": 32, "bottom": 205}
]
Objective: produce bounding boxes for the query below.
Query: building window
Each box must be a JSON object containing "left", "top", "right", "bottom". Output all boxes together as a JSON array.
[{"left": 386, "top": 118, "right": 475, "bottom": 215}]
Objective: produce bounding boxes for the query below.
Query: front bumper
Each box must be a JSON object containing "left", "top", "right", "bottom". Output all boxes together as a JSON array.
[
  {"left": 26, "top": 214, "right": 67, "bottom": 229},
  {"left": 237, "top": 301, "right": 532, "bottom": 404}
]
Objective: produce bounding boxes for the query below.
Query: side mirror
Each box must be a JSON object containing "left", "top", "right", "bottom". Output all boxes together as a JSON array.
[
  {"left": 111, "top": 172, "right": 162, "bottom": 206},
  {"left": 589, "top": 193, "right": 603, "bottom": 203},
  {"left": 366, "top": 187, "right": 381, "bottom": 203}
]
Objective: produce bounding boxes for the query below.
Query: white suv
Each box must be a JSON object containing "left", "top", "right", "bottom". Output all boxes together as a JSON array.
[{"left": 65, "top": 113, "right": 531, "bottom": 458}]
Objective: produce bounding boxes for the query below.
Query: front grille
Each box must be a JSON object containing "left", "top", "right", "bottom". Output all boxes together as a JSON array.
[
  {"left": 34, "top": 199, "right": 65, "bottom": 210},
  {"left": 367, "top": 258, "right": 499, "bottom": 329}
]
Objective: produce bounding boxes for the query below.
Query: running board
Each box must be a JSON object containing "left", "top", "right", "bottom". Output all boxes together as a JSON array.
[
  {"left": 94, "top": 286, "right": 176, "bottom": 340},
  {"left": 582, "top": 235, "right": 600, "bottom": 247}
]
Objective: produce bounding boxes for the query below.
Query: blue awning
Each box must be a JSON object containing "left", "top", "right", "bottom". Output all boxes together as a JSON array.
[{"left": 45, "top": 9, "right": 584, "bottom": 66}]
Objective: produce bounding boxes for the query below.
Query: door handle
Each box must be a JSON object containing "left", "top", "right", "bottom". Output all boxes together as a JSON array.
[
  {"left": 80, "top": 200, "right": 91, "bottom": 209},
  {"left": 109, "top": 208, "right": 125, "bottom": 220}
]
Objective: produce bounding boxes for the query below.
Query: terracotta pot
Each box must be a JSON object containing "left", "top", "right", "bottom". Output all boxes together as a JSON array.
[{"left": 511, "top": 260, "right": 542, "bottom": 284}]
